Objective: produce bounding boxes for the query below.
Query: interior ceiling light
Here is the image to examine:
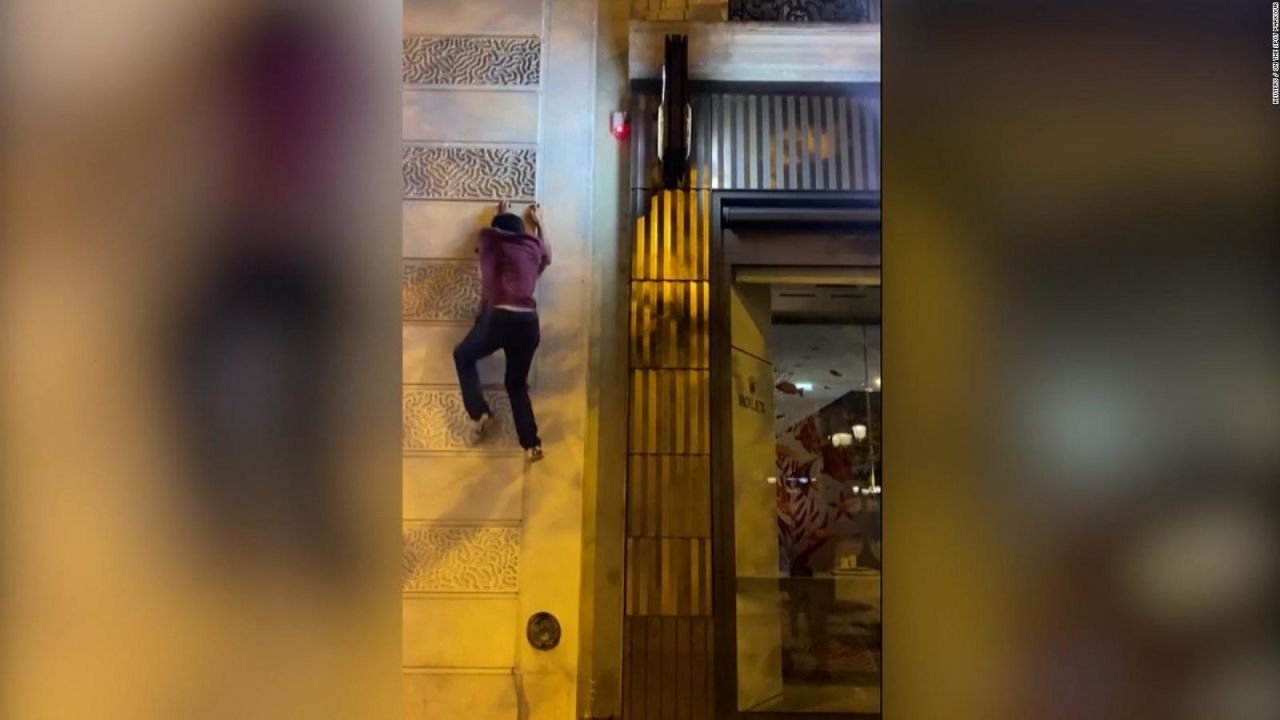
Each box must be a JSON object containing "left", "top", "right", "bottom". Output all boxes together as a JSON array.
[{"left": 862, "top": 326, "right": 879, "bottom": 491}]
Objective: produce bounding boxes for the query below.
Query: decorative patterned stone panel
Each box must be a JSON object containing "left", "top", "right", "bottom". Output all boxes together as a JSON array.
[
  {"left": 727, "top": 0, "right": 879, "bottom": 22},
  {"left": 402, "top": 525, "right": 520, "bottom": 592},
  {"left": 403, "top": 35, "right": 541, "bottom": 86},
  {"left": 403, "top": 260, "right": 481, "bottom": 322},
  {"left": 403, "top": 387, "right": 519, "bottom": 450},
  {"left": 403, "top": 145, "right": 537, "bottom": 201}
]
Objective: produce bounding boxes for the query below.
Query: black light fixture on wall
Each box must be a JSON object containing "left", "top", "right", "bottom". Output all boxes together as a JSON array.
[{"left": 656, "top": 34, "right": 690, "bottom": 189}]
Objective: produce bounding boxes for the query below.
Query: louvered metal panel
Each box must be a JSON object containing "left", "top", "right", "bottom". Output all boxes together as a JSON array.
[{"left": 633, "top": 88, "right": 880, "bottom": 192}]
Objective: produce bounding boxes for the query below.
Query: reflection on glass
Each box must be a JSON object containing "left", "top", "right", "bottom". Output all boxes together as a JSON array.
[{"left": 732, "top": 281, "right": 882, "bottom": 716}]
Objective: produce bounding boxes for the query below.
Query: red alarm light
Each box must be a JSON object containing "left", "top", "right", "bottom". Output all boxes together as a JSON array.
[{"left": 610, "top": 111, "right": 630, "bottom": 141}]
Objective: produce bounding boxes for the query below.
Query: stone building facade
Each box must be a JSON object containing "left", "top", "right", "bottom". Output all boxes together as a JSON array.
[{"left": 401, "top": 1, "right": 878, "bottom": 718}]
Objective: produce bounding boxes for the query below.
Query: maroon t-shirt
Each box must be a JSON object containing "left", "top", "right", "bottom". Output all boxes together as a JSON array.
[{"left": 476, "top": 227, "right": 550, "bottom": 311}]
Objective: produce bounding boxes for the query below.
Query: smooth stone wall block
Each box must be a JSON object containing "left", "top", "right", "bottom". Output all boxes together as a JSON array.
[
  {"left": 402, "top": 325, "right": 508, "bottom": 386},
  {"left": 403, "top": 89, "right": 541, "bottom": 144},
  {"left": 404, "top": 0, "right": 544, "bottom": 38},
  {"left": 402, "top": 201, "right": 496, "bottom": 258},
  {"left": 402, "top": 596, "right": 518, "bottom": 667},
  {"left": 403, "top": 455, "right": 525, "bottom": 522},
  {"left": 403, "top": 672, "right": 519, "bottom": 719}
]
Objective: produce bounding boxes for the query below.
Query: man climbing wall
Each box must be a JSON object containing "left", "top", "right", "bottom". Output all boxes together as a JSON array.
[{"left": 452, "top": 201, "right": 551, "bottom": 461}]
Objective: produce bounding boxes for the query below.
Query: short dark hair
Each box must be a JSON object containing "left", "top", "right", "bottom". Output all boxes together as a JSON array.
[{"left": 491, "top": 213, "right": 525, "bottom": 235}]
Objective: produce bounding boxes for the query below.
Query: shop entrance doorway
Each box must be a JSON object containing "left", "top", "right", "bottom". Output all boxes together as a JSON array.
[{"left": 711, "top": 196, "right": 881, "bottom": 719}]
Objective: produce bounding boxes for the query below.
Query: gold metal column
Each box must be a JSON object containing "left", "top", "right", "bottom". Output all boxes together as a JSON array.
[{"left": 623, "top": 181, "right": 713, "bottom": 720}]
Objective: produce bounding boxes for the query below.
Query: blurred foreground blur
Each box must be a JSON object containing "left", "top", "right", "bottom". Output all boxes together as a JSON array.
[
  {"left": 2, "top": 2, "right": 402, "bottom": 718},
  {"left": 883, "top": 2, "right": 1280, "bottom": 719}
]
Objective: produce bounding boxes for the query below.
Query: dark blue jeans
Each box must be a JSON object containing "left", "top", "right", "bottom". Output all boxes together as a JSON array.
[{"left": 452, "top": 308, "right": 541, "bottom": 449}]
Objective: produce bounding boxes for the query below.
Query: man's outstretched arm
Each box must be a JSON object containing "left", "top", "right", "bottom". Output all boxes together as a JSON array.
[{"left": 527, "top": 203, "right": 551, "bottom": 272}]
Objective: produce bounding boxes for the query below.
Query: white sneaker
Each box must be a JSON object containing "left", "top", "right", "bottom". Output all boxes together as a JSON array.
[
  {"left": 466, "top": 413, "right": 492, "bottom": 446},
  {"left": 525, "top": 446, "right": 544, "bottom": 463}
]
